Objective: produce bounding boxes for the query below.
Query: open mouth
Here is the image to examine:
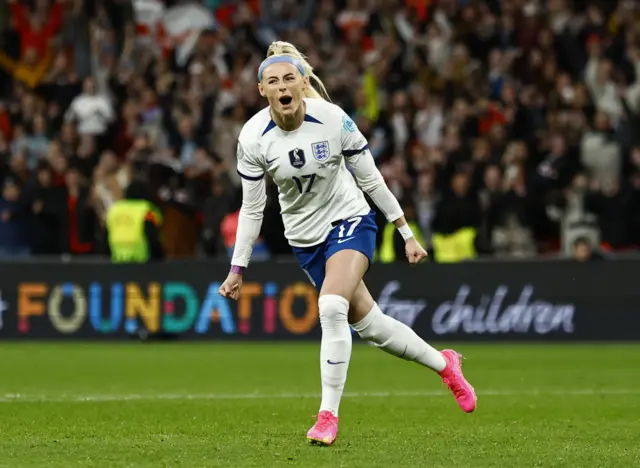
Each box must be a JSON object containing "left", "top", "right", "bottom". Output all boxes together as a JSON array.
[{"left": 279, "top": 96, "right": 293, "bottom": 106}]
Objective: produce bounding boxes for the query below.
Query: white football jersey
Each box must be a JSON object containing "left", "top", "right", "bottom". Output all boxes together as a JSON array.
[{"left": 236, "top": 99, "right": 373, "bottom": 247}]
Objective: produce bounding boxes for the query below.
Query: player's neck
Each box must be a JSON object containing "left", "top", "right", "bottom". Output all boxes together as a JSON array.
[{"left": 271, "top": 101, "right": 306, "bottom": 132}]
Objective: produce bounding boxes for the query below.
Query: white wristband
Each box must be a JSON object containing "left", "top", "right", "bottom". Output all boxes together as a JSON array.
[{"left": 397, "top": 224, "right": 414, "bottom": 241}]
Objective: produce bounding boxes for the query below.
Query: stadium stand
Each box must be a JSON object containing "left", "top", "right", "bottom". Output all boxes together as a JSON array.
[{"left": 0, "top": 0, "right": 639, "bottom": 261}]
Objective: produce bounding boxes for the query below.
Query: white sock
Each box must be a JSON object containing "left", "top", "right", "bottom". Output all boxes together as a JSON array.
[
  {"left": 352, "top": 303, "right": 446, "bottom": 372},
  {"left": 318, "top": 294, "right": 352, "bottom": 417}
]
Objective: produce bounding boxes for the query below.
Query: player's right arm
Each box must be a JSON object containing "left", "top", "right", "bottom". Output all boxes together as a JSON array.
[{"left": 219, "top": 137, "right": 267, "bottom": 300}]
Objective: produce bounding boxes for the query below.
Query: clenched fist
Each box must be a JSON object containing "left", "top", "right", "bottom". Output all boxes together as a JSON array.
[
  {"left": 405, "top": 237, "right": 427, "bottom": 265},
  {"left": 218, "top": 272, "right": 243, "bottom": 300}
]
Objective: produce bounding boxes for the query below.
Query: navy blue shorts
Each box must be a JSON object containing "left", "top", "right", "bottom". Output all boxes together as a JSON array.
[{"left": 292, "top": 211, "right": 378, "bottom": 292}]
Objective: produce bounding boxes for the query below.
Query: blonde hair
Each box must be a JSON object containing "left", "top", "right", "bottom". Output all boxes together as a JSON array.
[{"left": 265, "top": 41, "right": 331, "bottom": 101}]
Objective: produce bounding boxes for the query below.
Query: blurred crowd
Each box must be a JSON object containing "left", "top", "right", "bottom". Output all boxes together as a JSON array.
[{"left": 1, "top": 0, "right": 639, "bottom": 262}]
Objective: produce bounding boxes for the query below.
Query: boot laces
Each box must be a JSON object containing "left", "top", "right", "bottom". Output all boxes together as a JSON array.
[{"left": 313, "top": 412, "right": 334, "bottom": 432}]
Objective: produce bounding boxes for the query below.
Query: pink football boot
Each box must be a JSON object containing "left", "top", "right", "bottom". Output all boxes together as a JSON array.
[
  {"left": 307, "top": 410, "right": 339, "bottom": 446},
  {"left": 439, "top": 349, "right": 477, "bottom": 413}
]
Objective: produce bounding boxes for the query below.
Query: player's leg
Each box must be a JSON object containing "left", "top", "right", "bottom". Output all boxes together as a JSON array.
[
  {"left": 349, "top": 281, "right": 477, "bottom": 413},
  {"left": 307, "top": 249, "right": 367, "bottom": 446},
  {"left": 318, "top": 249, "right": 367, "bottom": 411},
  {"left": 348, "top": 281, "right": 446, "bottom": 370}
]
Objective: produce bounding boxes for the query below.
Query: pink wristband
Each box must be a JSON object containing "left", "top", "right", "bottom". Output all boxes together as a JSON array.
[{"left": 230, "top": 265, "right": 245, "bottom": 275}]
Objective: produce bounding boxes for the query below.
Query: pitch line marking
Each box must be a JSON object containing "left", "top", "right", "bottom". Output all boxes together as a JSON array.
[{"left": 0, "top": 388, "right": 638, "bottom": 403}]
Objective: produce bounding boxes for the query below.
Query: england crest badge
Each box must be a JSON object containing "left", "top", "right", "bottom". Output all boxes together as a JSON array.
[{"left": 311, "top": 141, "right": 330, "bottom": 162}]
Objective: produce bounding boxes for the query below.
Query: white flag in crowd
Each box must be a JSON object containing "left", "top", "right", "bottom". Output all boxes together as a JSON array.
[{"left": 133, "top": 0, "right": 216, "bottom": 66}]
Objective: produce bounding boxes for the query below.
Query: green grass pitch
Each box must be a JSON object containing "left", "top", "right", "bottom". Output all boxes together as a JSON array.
[{"left": 0, "top": 342, "right": 638, "bottom": 467}]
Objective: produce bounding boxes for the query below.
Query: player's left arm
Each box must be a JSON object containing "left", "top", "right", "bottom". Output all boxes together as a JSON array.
[{"left": 341, "top": 113, "right": 426, "bottom": 262}]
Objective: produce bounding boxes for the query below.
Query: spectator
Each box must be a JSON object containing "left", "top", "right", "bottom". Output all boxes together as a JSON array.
[
  {"left": 0, "top": 104, "right": 12, "bottom": 142},
  {"left": 0, "top": 0, "right": 638, "bottom": 261},
  {"left": 212, "top": 106, "right": 246, "bottom": 188},
  {"left": 0, "top": 134, "right": 9, "bottom": 173},
  {"left": 535, "top": 133, "right": 578, "bottom": 193},
  {"left": 22, "top": 162, "right": 66, "bottom": 254},
  {"left": 413, "top": 168, "right": 438, "bottom": 246},
  {"left": 105, "top": 180, "right": 164, "bottom": 263},
  {"left": 477, "top": 163, "right": 503, "bottom": 253},
  {"left": 63, "top": 166, "right": 95, "bottom": 255},
  {"left": 40, "top": 50, "right": 82, "bottom": 115},
  {"left": 201, "top": 162, "right": 233, "bottom": 257},
  {"left": 48, "top": 145, "right": 68, "bottom": 186},
  {"left": 58, "top": 122, "right": 78, "bottom": 158},
  {"left": 491, "top": 162, "right": 537, "bottom": 258},
  {"left": 91, "top": 149, "right": 126, "bottom": 224},
  {"left": 10, "top": 125, "right": 29, "bottom": 157},
  {"left": 64, "top": 77, "right": 114, "bottom": 141},
  {"left": 0, "top": 46, "right": 53, "bottom": 89},
  {"left": 572, "top": 236, "right": 603, "bottom": 262},
  {"left": 0, "top": 177, "right": 29, "bottom": 256},
  {"left": 25, "top": 113, "right": 49, "bottom": 169},
  {"left": 170, "top": 115, "right": 206, "bottom": 167},
  {"left": 9, "top": 150, "right": 30, "bottom": 184},
  {"left": 586, "top": 180, "right": 636, "bottom": 251},
  {"left": 432, "top": 171, "right": 481, "bottom": 263},
  {"left": 580, "top": 111, "right": 622, "bottom": 192},
  {"left": 8, "top": 0, "right": 63, "bottom": 61},
  {"left": 547, "top": 172, "right": 600, "bottom": 256}
]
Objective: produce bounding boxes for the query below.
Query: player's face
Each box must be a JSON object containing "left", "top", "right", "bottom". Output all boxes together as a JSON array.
[{"left": 259, "top": 62, "right": 308, "bottom": 117}]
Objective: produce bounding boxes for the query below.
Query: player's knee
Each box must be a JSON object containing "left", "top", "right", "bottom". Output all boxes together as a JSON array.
[
  {"left": 348, "top": 286, "right": 374, "bottom": 324},
  {"left": 320, "top": 278, "right": 355, "bottom": 303},
  {"left": 351, "top": 304, "right": 386, "bottom": 340},
  {"left": 318, "top": 294, "right": 349, "bottom": 326}
]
